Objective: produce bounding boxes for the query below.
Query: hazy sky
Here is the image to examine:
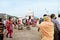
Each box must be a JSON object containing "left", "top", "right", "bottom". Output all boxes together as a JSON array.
[{"left": 0, "top": 0, "right": 59, "bottom": 17}]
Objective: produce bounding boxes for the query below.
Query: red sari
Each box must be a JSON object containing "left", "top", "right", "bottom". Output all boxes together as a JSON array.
[
  {"left": 27, "top": 19, "right": 30, "bottom": 26},
  {"left": 6, "top": 20, "right": 13, "bottom": 37}
]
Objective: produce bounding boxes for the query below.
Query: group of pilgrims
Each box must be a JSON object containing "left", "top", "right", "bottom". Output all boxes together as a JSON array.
[{"left": 0, "top": 13, "right": 60, "bottom": 40}]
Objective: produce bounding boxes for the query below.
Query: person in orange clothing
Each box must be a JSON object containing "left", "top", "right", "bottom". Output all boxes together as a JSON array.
[{"left": 39, "top": 16, "right": 54, "bottom": 40}]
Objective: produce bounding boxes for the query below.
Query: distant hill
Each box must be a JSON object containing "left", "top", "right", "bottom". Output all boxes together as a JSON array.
[{"left": 0, "top": 13, "right": 15, "bottom": 19}]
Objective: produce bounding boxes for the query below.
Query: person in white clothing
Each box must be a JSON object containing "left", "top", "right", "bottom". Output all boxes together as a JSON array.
[
  {"left": 56, "top": 14, "right": 60, "bottom": 30},
  {"left": 57, "top": 14, "right": 60, "bottom": 24},
  {"left": 56, "top": 14, "right": 60, "bottom": 40}
]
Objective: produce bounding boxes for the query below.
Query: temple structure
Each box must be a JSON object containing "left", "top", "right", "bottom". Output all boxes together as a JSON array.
[{"left": 26, "top": 9, "right": 34, "bottom": 19}]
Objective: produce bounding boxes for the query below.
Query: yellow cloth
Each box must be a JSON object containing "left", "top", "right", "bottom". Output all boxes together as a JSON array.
[{"left": 39, "top": 21, "right": 54, "bottom": 40}]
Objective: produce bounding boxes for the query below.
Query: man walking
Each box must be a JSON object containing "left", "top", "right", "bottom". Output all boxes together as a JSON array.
[{"left": 0, "top": 18, "right": 4, "bottom": 40}]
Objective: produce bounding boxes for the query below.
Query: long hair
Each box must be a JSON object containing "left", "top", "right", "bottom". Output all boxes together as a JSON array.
[{"left": 9, "top": 17, "right": 12, "bottom": 20}]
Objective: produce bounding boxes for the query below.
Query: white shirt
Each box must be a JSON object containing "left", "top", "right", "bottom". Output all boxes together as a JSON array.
[
  {"left": 3, "top": 20, "right": 6, "bottom": 26},
  {"left": 56, "top": 18, "right": 60, "bottom": 30},
  {"left": 57, "top": 17, "right": 60, "bottom": 24}
]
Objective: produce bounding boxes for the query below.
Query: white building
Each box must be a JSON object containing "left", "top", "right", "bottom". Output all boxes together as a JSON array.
[
  {"left": 26, "top": 9, "right": 34, "bottom": 19},
  {"left": 44, "top": 8, "right": 49, "bottom": 15}
]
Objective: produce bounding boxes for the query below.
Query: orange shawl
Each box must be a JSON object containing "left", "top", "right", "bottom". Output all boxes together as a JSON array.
[{"left": 39, "top": 21, "right": 54, "bottom": 40}]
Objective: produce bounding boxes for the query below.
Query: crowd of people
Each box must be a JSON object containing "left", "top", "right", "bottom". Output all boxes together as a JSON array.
[
  {"left": 0, "top": 16, "right": 38, "bottom": 40},
  {"left": 0, "top": 14, "right": 60, "bottom": 40},
  {"left": 39, "top": 14, "right": 60, "bottom": 40}
]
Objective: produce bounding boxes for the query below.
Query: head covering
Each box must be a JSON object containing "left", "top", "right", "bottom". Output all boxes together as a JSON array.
[
  {"left": 43, "top": 16, "right": 51, "bottom": 21},
  {"left": 39, "top": 16, "right": 54, "bottom": 40}
]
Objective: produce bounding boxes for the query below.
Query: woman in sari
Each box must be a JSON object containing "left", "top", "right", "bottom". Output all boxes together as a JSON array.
[{"left": 39, "top": 16, "right": 54, "bottom": 40}]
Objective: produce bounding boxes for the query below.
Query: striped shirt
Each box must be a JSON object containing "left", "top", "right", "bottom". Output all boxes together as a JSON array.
[{"left": 0, "top": 22, "right": 4, "bottom": 34}]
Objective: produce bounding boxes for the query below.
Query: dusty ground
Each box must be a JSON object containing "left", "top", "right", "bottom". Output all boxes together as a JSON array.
[{"left": 4, "top": 26, "right": 41, "bottom": 40}]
